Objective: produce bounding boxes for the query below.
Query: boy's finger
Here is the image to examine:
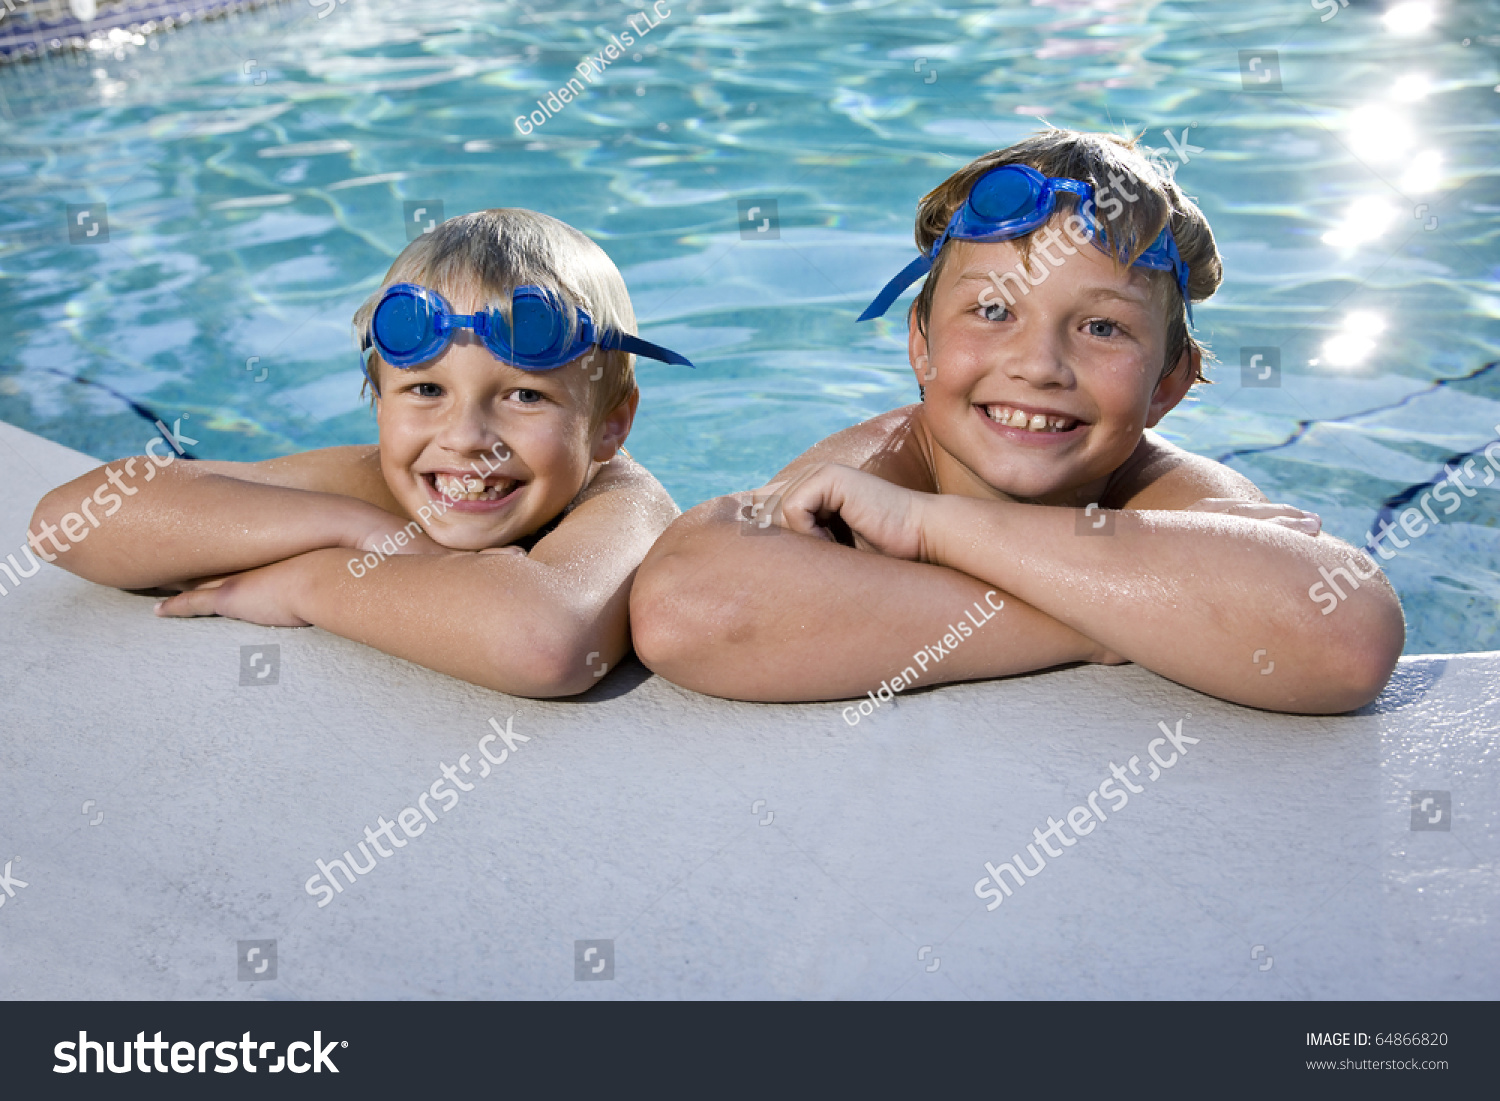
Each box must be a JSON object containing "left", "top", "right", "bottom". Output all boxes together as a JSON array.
[
  {"left": 1268, "top": 515, "right": 1322, "bottom": 534},
  {"left": 154, "top": 591, "right": 219, "bottom": 618}
]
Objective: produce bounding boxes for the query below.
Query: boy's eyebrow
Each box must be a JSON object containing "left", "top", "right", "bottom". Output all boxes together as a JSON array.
[
  {"left": 1075, "top": 285, "right": 1153, "bottom": 308},
  {"left": 952, "top": 271, "right": 1152, "bottom": 308},
  {"left": 384, "top": 356, "right": 573, "bottom": 390}
]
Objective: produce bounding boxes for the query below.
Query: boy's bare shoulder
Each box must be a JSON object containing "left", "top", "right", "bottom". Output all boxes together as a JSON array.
[
  {"left": 773, "top": 405, "right": 934, "bottom": 491},
  {"left": 1110, "top": 431, "right": 1267, "bottom": 509},
  {"left": 527, "top": 451, "right": 679, "bottom": 561},
  {"left": 571, "top": 451, "right": 679, "bottom": 520},
  {"left": 197, "top": 446, "right": 400, "bottom": 511}
]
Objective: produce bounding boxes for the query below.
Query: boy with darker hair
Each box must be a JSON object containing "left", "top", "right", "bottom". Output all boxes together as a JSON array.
[{"left": 631, "top": 130, "right": 1403, "bottom": 713}]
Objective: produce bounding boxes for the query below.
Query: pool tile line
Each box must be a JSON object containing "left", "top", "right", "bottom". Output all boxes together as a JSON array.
[
  {"left": 1213, "top": 357, "right": 1499, "bottom": 466},
  {"left": 1367, "top": 430, "right": 1500, "bottom": 556},
  {"left": 36, "top": 365, "right": 200, "bottom": 460}
]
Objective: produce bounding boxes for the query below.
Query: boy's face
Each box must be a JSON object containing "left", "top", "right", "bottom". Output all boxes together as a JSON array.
[
  {"left": 373, "top": 301, "right": 633, "bottom": 550},
  {"left": 910, "top": 224, "right": 1194, "bottom": 505}
]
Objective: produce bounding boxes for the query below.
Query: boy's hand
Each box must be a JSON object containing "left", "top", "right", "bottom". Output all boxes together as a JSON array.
[
  {"left": 153, "top": 540, "right": 514, "bottom": 627},
  {"left": 765, "top": 462, "right": 935, "bottom": 561},
  {"left": 154, "top": 557, "right": 314, "bottom": 627},
  {"left": 1183, "top": 497, "right": 1322, "bottom": 535},
  {"left": 344, "top": 507, "right": 450, "bottom": 555}
]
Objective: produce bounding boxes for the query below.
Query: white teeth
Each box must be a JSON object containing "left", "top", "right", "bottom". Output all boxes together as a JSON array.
[
  {"left": 983, "top": 405, "right": 1078, "bottom": 433},
  {"left": 432, "top": 473, "right": 513, "bottom": 501}
]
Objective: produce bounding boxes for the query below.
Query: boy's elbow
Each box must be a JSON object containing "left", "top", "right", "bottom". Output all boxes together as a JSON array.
[
  {"left": 29, "top": 490, "right": 63, "bottom": 543},
  {"left": 1307, "top": 594, "right": 1406, "bottom": 713},
  {"left": 489, "top": 597, "right": 630, "bottom": 698},
  {"left": 629, "top": 549, "right": 731, "bottom": 686},
  {"left": 26, "top": 492, "right": 72, "bottom": 570},
  {"left": 628, "top": 559, "right": 676, "bottom": 674},
  {"left": 630, "top": 498, "right": 757, "bottom": 684},
  {"left": 1339, "top": 610, "right": 1405, "bottom": 710},
  {"left": 491, "top": 624, "right": 599, "bottom": 699}
]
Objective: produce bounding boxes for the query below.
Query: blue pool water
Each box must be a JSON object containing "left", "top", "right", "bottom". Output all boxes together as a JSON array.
[{"left": 1, "top": 0, "right": 1497, "bottom": 654}]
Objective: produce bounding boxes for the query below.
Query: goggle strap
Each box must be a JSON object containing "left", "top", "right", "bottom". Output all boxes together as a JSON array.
[
  {"left": 358, "top": 350, "right": 380, "bottom": 394},
  {"left": 600, "top": 330, "right": 697, "bottom": 368},
  {"left": 858, "top": 253, "right": 934, "bottom": 321}
]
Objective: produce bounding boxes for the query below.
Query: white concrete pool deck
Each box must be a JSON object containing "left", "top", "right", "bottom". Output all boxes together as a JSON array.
[{"left": 0, "top": 418, "right": 1495, "bottom": 1000}]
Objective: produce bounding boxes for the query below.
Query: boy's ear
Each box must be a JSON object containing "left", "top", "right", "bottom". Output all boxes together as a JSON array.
[
  {"left": 592, "top": 387, "right": 639, "bottom": 463},
  {"left": 907, "top": 303, "right": 931, "bottom": 394},
  {"left": 1145, "top": 343, "right": 1200, "bottom": 428}
]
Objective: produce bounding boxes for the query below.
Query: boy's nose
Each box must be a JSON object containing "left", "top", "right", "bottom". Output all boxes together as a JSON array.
[
  {"left": 999, "top": 325, "right": 1075, "bottom": 388},
  {"left": 434, "top": 402, "right": 503, "bottom": 455}
]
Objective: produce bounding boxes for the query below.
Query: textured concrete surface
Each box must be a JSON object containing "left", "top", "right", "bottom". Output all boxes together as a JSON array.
[{"left": 0, "top": 418, "right": 1495, "bottom": 1000}]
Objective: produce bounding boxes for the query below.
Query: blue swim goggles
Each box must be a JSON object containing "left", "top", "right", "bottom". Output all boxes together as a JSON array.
[
  {"left": 360, "top": 282, "right": 695, "bottom": 387},
  {"left": 858, "top": 163, "right": 1192, "bottom": 325}
]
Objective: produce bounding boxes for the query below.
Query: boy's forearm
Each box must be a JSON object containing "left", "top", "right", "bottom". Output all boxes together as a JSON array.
[
  {"left": 31, "top": 461, "right": 380, "bottom": 590},
  {"left": 288, "top": 549, "right": 624, "bottom": 698},
  {"left": 925, "top": 498, "right": 1403, "bottom": 712},
  {"left": 631, "top": 498, "right": 1106, "bottom": 702}
]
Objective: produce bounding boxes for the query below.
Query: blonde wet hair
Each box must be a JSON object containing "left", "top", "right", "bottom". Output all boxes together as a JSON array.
[{"left": 353, "top": 208, "right": 639, "bottom": 424}]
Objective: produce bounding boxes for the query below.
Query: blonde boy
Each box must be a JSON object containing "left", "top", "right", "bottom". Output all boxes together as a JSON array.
[{"left": 31, "top": 209, "right": 688, "bottom": 697}]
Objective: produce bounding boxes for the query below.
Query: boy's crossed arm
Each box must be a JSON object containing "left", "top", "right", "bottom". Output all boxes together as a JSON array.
[
  {"left": 633, "top": 425, "right": 1403, "bottom": 713},
  {"left": 632, "top": 411, "right": 1116, "bottom": 702},
  {"left": 198, "top": 456, "right": 673, "bottom": 697},
  {"left": 31, "top": 447, "right": 422, "bottom": 592},
  {"left": 630, "top": 491, "right": 1113, "bottom": 702},
  {"left": 760, "top": 461, "right": 1403, "bottom": 713},
  {"left": 32, "top": 448, "right": 677, "bottom": 697}
]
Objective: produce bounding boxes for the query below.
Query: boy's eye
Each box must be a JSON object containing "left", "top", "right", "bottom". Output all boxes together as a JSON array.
[
  {"left": 408, "top": 382, "right": 443, "bottom": 398},
  {"left": 512, "top": 388, "right": 544, "bottom": 404},
  {"left": 978, "top": 302, "right": 1010, "bottom": 323},
  {"left": 1086, "top": 319, "right": 1118, "bottom": 338}
]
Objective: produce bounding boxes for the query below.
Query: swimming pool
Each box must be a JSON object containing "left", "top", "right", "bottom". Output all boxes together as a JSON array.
[{"left": 1, "top": 0, "right": 1497, "bottom": 654}]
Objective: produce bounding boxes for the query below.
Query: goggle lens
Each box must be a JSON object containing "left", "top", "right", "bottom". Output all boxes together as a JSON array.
[
  {"left": 968, "top": 167, "right": 1041, "bottom": 223},
  {"left": 373, "top": 292, "right": 436, "bottom": 359},
  {"left": 507, "top": 292, "right": 568, "bottom": 360}
]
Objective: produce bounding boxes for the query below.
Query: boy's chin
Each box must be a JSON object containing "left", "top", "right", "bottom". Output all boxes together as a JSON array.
[
  {"left": 964, "top": 460, "right": 1079, "bottom": 503},
  {"left": 427, "top": 524, "right": 518, "bottom": 552}
]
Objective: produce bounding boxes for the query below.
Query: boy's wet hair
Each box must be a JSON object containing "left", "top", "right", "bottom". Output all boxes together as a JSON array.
[
  {"left": 911, "top": 129, "right": 1223, "bottom": 384},
  {"left": 353, "top": 208, "right": 638, "bottom": 425}
]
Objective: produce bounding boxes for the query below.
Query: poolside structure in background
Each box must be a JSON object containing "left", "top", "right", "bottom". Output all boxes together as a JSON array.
[{"left": 0, "top": 0, "right": 293, "bottom": 63}]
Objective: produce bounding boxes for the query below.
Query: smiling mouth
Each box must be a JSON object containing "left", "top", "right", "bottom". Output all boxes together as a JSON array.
[
  {"left": 425, "top": 471, "right": 521, "bottom": 503},
  {"left": 978, "top": 404, "right": 1083, "bottom": 433}
]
